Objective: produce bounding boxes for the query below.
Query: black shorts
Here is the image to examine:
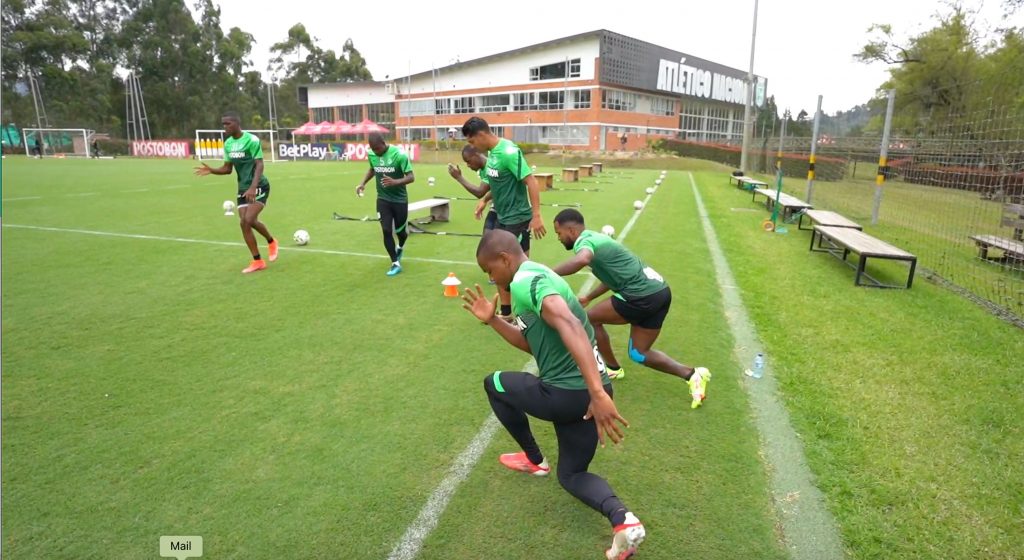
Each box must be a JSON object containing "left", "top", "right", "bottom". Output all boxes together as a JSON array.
[
  {"left": 237, "top": 184, "right": 270, "bottom": 207},
  {"left": 496, "top": 219, "right": 531, "bottom": 253},
  {"left": 483, "top": 209, "right": 498, "bottom": 233},
  {"left": 610, "top": 286, "right": 672, "bottom": 329}
]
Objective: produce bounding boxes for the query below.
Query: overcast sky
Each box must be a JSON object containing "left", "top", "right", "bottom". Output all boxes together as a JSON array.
[{"left": 207, "top": 0, "right": 1021, "bottom": 116}]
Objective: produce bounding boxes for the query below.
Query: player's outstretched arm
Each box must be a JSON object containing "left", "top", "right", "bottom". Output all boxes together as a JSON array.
[
  {"left": 448, "top": 163, "right": 490, "bottom": 198},
  {"left": 525, "top": 175, "right": 546, "bottom": 239},
  {"left": 540, "top": 294, "right": 627, "bottom": 445},
  {"left": 551, "top": 247, "right": 593, "bottom": 277},
  {"left": 462, "top": 284, "right": 530, "bottom": 353},
  {"left": 474, "top": 191, "right": 493, "bottom": 220},
  {"left": 194, "top": 162, "right": 232, "bottom": 176},
  {"left": 579, "top": 282, "right": 611, "bottom": 307}
]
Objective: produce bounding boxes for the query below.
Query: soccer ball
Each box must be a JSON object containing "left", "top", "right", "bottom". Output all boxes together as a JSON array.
[
  {"left": 633, "top": 200, "right": 644, "bottom": 210},
  {"left": 646, "top": 187, "right": 655, "bottom": 195},
  {"left": 222, "top": 200, "right": 235, "bottom": 214},
  {"left": 293, "top": 229, "right": 310, "bottom": 246},
  {"left": 655, "top": 179, "right": 662, "bottom": 185},
  {"left": 601, "top": 225, "right": 615, "bottom": 236},
  {"left": 427, "top": 176, "right": 436, "bottom": 185}
]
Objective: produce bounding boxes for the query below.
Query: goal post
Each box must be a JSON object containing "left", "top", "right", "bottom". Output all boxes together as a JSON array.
[
  {"left": 194, "top": 129, "right": 278, "bottom": 162},
  {"left": 22, "top": 128, "right": 93, "bottom": 158}
]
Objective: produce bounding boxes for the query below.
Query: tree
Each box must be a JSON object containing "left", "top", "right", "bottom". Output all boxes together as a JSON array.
[
  {"left": 856, "top": 6, "right": 982, "bottom": 136},
  {"left": 268, "top": 23, "right": 372, "bottom": 125}
]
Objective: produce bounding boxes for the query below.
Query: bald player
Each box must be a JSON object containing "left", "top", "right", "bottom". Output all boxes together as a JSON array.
[{"left": 462, "top": 229, "right": 646, "bottom": 560}]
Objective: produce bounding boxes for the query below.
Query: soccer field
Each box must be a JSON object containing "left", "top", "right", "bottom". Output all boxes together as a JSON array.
[{"left": 2, "top": 156, "right": 1021, "bottom": 559}]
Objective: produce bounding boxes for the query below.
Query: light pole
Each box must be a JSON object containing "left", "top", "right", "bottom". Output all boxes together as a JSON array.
[{"left": 739, "top": 0, "right": 759, "bottom": 172}]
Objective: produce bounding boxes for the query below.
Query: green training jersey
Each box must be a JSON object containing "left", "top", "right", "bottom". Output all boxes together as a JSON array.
[
  {"left": 482, "top": 138, "right": 532, "bottom": 225},
  {"left": 223, "top": 132, "right": 269, "bottom": 192},
  {"left": 367, "top": 145, "right": 412, "bottom": 203},
  {"left": 573, "top": 230, "right": 667, "bottom": 299},
  {"left": 510, "top": 261, "right": 610, "bottom": 390}
]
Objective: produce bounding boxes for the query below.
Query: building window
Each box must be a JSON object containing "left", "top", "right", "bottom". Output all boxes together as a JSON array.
[
  {"left": 572, "top": 90, "right": 591, "bottom": 109},
  {"left": 537, "top": 91, "right": 565, "bottom": 110},
  {"left": 435, "top": 98, "right": 452, "bottom": 115},
  {"left": 338, "top": 105, "right": 362, "bottom": 124},
  {"left": 403, "top": 127, "right": 433, "bottom": 141},
  {"left": 650, "top": 97, "right": 675, "bottom": 116},
  {"left": 529, "top": 58, "right": 581, "bottom": 81},
  {"left": 477, "top": 94, "right": 510, "bottom": 112},
  {"left": 312, "top": 107, "right": 333, "bottom": 122},
  {"left": 399, "top": 99, "right": 434, "bottom": 117},
  {"left": 602, "top": 89, "right": 638, "bottom": 112},
  {"left": 367, "top": 102, "right": 394, "bottom": 126},
  {"left": 453, "top": 97, "right": 476, "bottom": 114}
]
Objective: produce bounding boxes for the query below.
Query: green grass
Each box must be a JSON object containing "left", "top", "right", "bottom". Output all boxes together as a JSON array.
[
  {"left": 693, "top": 167, "right": 1024, "bottom": 559},
  {"left": 3, "top": 155, "right": 1021, "bottom": 559},
  {"left": 738, "top": 171, "right": 1024, "bottom": 317},
  {"left": 1, "top": 156, "right": 783, "bottom": 559}
]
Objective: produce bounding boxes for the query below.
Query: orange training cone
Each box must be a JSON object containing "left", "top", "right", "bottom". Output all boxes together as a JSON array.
[{"left": 442, "top": 272, "right": 462, "bottom": 297}]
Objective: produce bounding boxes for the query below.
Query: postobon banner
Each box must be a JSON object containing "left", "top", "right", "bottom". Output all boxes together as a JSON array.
[{"left": 132, "top": 140, "right": 191, "bottom": 158}]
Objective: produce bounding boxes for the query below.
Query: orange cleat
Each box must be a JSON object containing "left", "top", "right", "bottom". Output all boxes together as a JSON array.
[
  {"left": 498, "top": 452, "right": 550, "bottom": 476},
  {"left": 242, "top": 259, "right": 267, "bottom": 274},
  {"left": 268, "top": 240, "right": 279, "bottom": 262}
]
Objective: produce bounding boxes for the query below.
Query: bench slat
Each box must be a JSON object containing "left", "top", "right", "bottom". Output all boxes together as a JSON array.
[
  {"left": 816, "top": 226, "right": 915, "bottom": 258},
  {"left": 970, "top": 234, "right": 1024, "bottom": 255},
  {"left": 804, "top": 210, "right": 861, "bottom": 229},
  {"left": 407, "top": 198, "right": 450, "bottom": 212}
]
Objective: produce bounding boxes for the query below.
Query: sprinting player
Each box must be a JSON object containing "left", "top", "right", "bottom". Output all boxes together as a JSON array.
[
  {"left": 194, "top": 112, "right": 278, "bottom": 274},
  {"left": 447, "top": 144, "right": 497, "bottom": 232},
  {"left": 356, "top": 133, "right": 415, "bottom": 276},
  {"left": 462, "top": 117, "right": 545, "bottom": 320},
  {"left": 462, "top": 230, "right": 645, "bottom": 560},
  {"left": 551, "top": 209, "right": 710, "bottom": 409}
]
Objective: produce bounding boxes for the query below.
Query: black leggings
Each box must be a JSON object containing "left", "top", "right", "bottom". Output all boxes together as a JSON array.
[
  {"left": 483, "top": 371, "right": 627, "bottom": 526},
  {"left": 377, "top": 199, "right": 409, "bottom": 262}
]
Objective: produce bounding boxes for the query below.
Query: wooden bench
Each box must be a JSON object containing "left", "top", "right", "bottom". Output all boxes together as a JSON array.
[
  {"left": 798, "top": 209, "right": 862, "bottom": 231},
  {"left": 562, "top": 168, "right": 579, "bottom": 182},
  {"left": 811, "top": 225, "right": 918, "bottom": 288},
  {"left": 729, "top": 175, "right": 768, "bottom": 190},
  {"left": 534, "top": 173, "right": 554, "bottom": 190},
  {"left": 752, "top": 188, "right": 813, "bottom": 221},
  {"left": 969, "top": 234, "right": 1024, "bottom": 263},
  {"left": 591, "top": 162, "right": 603, "bottom": 173},
  {"left": 407, "top": 198, "right": 450, "bottom": 223},
  {"left": 578, "top": 164, "right": 594, "bottom": 177}
]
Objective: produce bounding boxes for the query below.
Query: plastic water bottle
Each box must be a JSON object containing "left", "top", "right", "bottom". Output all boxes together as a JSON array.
[{"left": 752, "top": 353, "right": 765, "bottom": 379}]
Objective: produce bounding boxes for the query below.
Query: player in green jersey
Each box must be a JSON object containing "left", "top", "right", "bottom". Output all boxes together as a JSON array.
[
  {"left": 551, "top": 209, "right": 711, "bottom": 409},
  {"left": 462, "top": 229, "right": 645, "bottom": 560},
  {"left": 461, "top": 117, "right": 546, "bottom": 320},
  {"left": 356, "top": 134, "right": 415, "bottom": 276},
  {"left": 447, "top": 144, "right": 498, "bottom": 232},
  {"left": 194, "top": 112, "right": 278, "bottom": 274}
]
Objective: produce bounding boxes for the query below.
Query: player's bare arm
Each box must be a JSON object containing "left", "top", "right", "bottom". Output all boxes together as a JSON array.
[
  {"left": 540, "top": 294, "right": 627, "bottom": 445},
  {"left": 381, "top": 171, "right": 414, "bottom": 187},
  {"left": 552, "top": 247, "right": 593, "bottom": 277},
  {"left": 194, "top": 162, "right": 233, "bottom": 176},
  {"left": 462, "top": 284, "right": 531, "bottom": 353}
]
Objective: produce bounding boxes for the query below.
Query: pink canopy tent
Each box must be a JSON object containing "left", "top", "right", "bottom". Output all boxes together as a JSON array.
[
  {"left": 349, "top": 119, "right": 390, "bottom": 134},
  {"left": 332, "top": 120, "right": 354, "bottom": 134},
  {"left": 292, "top": 121, "right": 316, "bottom": 135}
]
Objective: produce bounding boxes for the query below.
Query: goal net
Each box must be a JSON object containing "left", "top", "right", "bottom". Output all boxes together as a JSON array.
[
  {"left": 22, "top": 128, "right": 93, "bottom": 158},
  {"left": 194, "top": 129, "right": 279, "bottom": 162}
]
